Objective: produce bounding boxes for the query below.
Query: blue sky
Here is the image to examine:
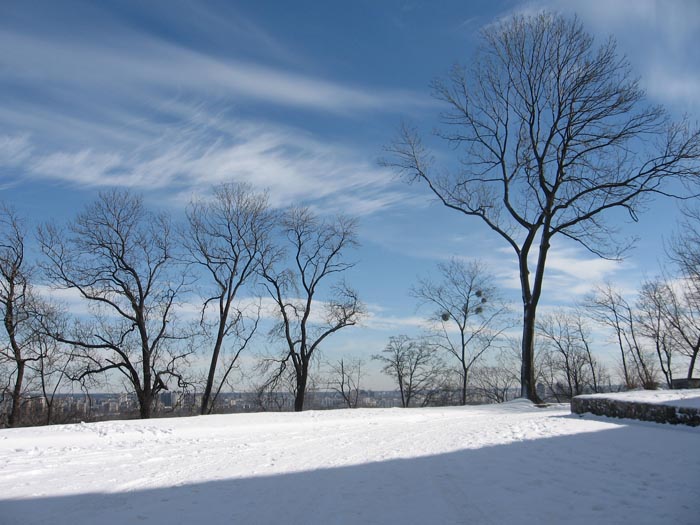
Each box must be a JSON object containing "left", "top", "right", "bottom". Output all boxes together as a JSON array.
[{"left": 1, "top": 0, "right": 699, "bottom": 388}]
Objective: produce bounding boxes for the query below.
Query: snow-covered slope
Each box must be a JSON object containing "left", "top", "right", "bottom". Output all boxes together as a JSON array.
[{"left": 1, "top": 400, "right": 698, "bottom": 524}]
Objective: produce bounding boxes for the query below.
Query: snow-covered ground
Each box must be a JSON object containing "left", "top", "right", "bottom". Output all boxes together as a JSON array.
[
  {"left": 1, "top": 399, "right": 699, "bottom": 525},
  {"left": 577, "top": 388, "right": 700, "bottom": 409}
]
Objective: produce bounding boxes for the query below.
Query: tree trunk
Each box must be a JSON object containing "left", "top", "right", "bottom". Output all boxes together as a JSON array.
[
  {"left": 201, "top": 298, "right": 232, "bottom": 415},
  {"left": 689, "top": 350, "right": 698, "bottom": 380},
  {"left": 521, "top": 304, "right": 540, "bottom": 403},
  {"left": 138, "top": 388, "right": 152, "bottom": 419},
  {"left": 398, "top": 375, "right": 407, "bottom": 408},
  {"left": 294, "top": 365, "right": 307, "bottom": 412},
  {"left": 139, "top": 400, "right": 152, "bottom": 419},
  {"left": 461, "top": 367, "right": 467, "bottom": 406},
  {"left": 201, "top": 334, "right": 224, "bottom": 415},
  {"left": 519, "top": 230, "right": 551, "bottom": 404},
  {"left": 8, "top": 360, "right": 25, "bottom": 427}
]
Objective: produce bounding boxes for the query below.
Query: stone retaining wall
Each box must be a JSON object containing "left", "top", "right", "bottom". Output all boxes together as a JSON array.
[
  {"left": 571, "top": 396, "right": 700, "bottom": 427},
  {"left": 671, "top": 378, "right": 700, "bottom": 389}
]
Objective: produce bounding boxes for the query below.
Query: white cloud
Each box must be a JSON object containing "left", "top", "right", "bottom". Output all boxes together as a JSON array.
[
  {"left": 0, "top": 28, "right": 429, "bottom": 116},
  {"left": 33, "top": 285, "right": 95, "bottom": 317},
  {"left": 490, "top": 244, "right": 627, "bottom": 301},
  {"left": 361, "top": 303, "right": 431, "bottom": 332},
  {"left": 7, "top": 116, "right": 409, "bottom": 215},
  {"left": 0, "top": 9, "right": 432, "bottom": 216},
  {"left": 0, "top": 134, "right": 32, "bottom": 166},
  {"left": 532, "top": 0, "right": 700, "bottom": 111},
  {"left": 544, "top": 249, "right": 622, "bottom": 284},
  {"left": 32, "top": 150, "right": 126, "bottom": 186},
  {"left": 646, "top": 66, "right": 700, "bottom": 105},
  {"left": 0, "top": 25, "right": 417, "bottom": 216}
]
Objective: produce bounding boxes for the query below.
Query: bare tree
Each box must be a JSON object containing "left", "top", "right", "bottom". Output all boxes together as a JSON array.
[
  {"left": 17, "top": 299, "right": 78, "bottom": 426},
  {"left": 587, "top": 284, "right": 658, "bottom": 389},
  {"left": 254, "top": 377, "right": 293, "bottom": 412},
  {"left": 0, "top": 204, "right": 41, "bottom": 427},
  {"left": 260, "top": 207, "right": 363, "bottom": 412},
  {"left": 185, "top": 183, "right": 274, "bottom": 415},
  {"left": 670, "top": 206, "right": 700, "bottom": 302},
  {"left": 667, "top": 208, "right": 700, "bottom": 379},
  {"left": 662, "top": 287, "right": 700, "bottom": 381},
  {"left": 636, "top": 280, "right": 676, "bottom": 387},
  {"left": 373, "top": 335, "right": 444, "bottom": 408},
  {"left": 32, "top": 339, "right": 74, "bottom": 425},
  {"left": 537, "top": 311, "right": 600, "bottom": 400},
  {"left": 38, "top": 189, "right": 192, "bottom": 419},
  {"left": 384, "top": 13, "right": 700, "bottom": 401},
  {"left": 412, "top": 258, "right": 509, "bottom": 405},
  {"left": 326, "top": 358, "right": 364, "bottom": 408},
  {"left": 472, "top": 349, "right": 520, "bottom": 403}
]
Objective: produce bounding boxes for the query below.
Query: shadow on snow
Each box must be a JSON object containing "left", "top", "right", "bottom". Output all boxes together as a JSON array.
[{"left": 2, "top": 418, "right": 697, "bottom": 525}]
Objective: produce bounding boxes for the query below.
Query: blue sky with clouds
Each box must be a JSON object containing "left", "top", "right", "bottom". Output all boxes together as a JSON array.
[{"left": 1, "top": 0, "right": 698, "bottom": 388}]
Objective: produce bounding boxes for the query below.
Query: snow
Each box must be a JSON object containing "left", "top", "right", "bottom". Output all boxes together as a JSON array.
[
  {"left": 577, "top": 388, "right": 700, "bottom": 409},
  {"left": 1, "top": 399, "right": 699, "bottom": 525}
]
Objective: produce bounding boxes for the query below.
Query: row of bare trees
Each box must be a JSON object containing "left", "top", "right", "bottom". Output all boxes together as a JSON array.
[
  {"left": 582, "top": 206, "right": 700, "bottom": 391},
  {"left": 0, "top": 184, "right": 362, "bottom": 426},
  {"left": 374, "top": 224, "right": 700, "bottom": 406},
  {"left": 588, "top": 240, "right": 700, "bottom": 391},
  {"left": 4, "top": 188, "right": 699, "bottom": 423}
]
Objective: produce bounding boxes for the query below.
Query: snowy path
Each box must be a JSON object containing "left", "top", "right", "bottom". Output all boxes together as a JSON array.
[{"left": 1, "top": 400, "right": 698, "bottom": 524}]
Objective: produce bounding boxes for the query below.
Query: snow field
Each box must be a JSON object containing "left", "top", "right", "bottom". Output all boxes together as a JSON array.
[{"left": 1, "top": 399, "right": 698, "bottom": 524}]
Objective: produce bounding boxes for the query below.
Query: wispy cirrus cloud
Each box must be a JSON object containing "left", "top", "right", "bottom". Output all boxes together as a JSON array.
[
  {"left": 0, "top": 134, "right": 33, "bottom": 166},
  {"left": 0, "top": 3, "right": 431, "bottom": 216},
  {"left": 0, "top": 25, "right": 429, "bottom": 119},
  {"left": 519, "top": 0, "right": 700, "bottom": 112},
  {"left": 1, "top": 111, "right": 412, "bottom": 215}
]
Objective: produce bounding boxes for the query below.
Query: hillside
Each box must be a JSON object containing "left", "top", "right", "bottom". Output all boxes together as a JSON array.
[{"left": 1, "top": 400, "right": 698, "bottom": 524}]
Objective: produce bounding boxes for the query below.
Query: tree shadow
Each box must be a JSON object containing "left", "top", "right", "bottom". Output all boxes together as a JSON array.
[{"left": 2, "top": 423, "right": 697, "bottom": 525}]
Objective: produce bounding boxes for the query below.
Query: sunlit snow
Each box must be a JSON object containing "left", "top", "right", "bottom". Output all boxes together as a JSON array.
[{"left": 1, "top": 398, "right": 698, "bottom": 524}]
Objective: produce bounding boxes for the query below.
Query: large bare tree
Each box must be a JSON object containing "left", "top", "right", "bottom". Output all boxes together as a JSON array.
[
  {"left": 260, "top": 207, "right": 363, "bottom": 412},
  {"left": 412, "top": 258, "right": 508, "bottom": 405},
  {"left": 384, "top": 13, "right": 700, "bottom": 401},
  {"left": 38, "top": 189, "right": 191, "bottom": 419},
  {"left": 185, "top": 183, "right": 274, "bottom": 415}
]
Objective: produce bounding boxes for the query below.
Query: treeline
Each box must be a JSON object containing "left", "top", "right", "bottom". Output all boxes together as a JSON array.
[
  {"left": 371, "top": 231, "right": 700, "bottom": 408},
  {"left": 0, "top": 184, "right": 362, "bottom": 427},
  {"left": 2, "top": 183, "right": 699, "bottom": 428}
]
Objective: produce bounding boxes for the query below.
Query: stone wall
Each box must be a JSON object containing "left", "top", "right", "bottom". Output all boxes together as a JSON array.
[
  {"left": 571, "top": 396, "right": 700, "bottom": 427},
  {"left": 671, "top": 378, "right": 700, "bottom": 389}
]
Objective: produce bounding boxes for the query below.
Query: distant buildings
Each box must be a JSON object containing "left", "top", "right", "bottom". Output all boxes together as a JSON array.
[{"left": 2, "top": 387, "right": 519, "bottom": 427}]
